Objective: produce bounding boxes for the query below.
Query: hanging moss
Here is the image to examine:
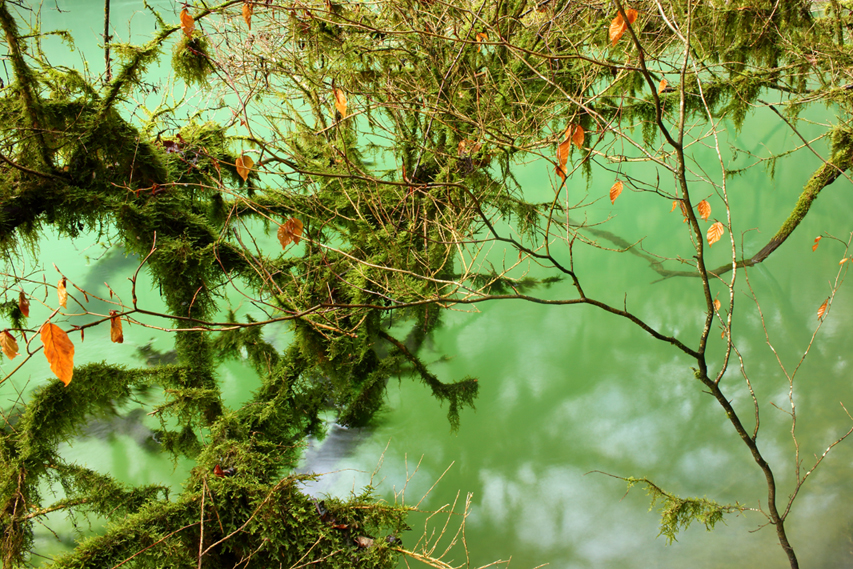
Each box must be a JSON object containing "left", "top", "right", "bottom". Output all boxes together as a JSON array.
[{"left": 172, "top": 34, "right": 214, "bottom": 87}]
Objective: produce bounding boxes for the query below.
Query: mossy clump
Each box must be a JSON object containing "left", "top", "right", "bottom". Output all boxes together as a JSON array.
[{"left": 172, "top": 34, "right": 214, "bottom": 87}]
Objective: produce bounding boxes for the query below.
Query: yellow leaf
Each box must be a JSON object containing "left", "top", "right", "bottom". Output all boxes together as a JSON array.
[
  {"left": 0, "top": 330, "right": 18, "bottom": 360},
  {"left": 277, "top": 218, "right": 304, "bottom": 248},
  {"left": 180, "top": 8, "right": 195, "bottom": 38},
  {"left": 817, "top": 298, "right": 829, "bottom": 319},
  {"left": 609, "top": 7, "right": 638, "bottom": 45},
  {"left": 334, "top": 88, "right": 348, "bottom": 118},
  {"left": 812, "top": 236, "right": 821, "bottom": 252},
  {"left": 109, "top": 310, "right": 124, "bottom": 344},
  {"left": 697, "top": 199, "right": 711, "bottom": 221},
  {"left": 658, "top": 78, "right": 668, "bottom": 94},
  {"left": 609, "top": 180, "right": 623, "bottom": 204},
  {"left": 19, "top": 291, "right": 29, "bottom": 317},
  {"left": 713, "top": 299, "right": 721, "bottom": 312},
  {"left": 57, "top": 278, "right": 67, "bottom": 309},
  {"left": 707, "top": 221, "right": 724, "bottom": 246},
  {"left": 236, "top": 154, "right": 254, "bottom": 182},
  {"left": 41, "top": 322, "right": 74, "bottom": 386},
  {"left": 243, "top": 2, "right": 254, "bottom": 30}
]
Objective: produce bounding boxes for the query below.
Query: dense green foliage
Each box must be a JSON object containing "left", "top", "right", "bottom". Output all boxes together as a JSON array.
[{"left": 1, "top": 0, "right": 852, "bottom": 567}]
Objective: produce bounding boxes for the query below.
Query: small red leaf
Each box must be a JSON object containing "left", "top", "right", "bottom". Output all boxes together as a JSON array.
[{"left": 812, "top": 236, "right": 821, "bottom": 252}]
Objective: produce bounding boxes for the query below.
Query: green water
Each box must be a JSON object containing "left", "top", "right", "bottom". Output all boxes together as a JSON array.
[{"left": 5, "top": 2, "right": 853, "bottom": 567}]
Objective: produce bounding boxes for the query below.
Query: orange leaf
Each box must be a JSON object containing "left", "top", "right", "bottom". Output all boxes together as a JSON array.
[
  {"left": 180, "top": 8, "right": 195, "bottom": 38},
  {"left": 670, "top": 200, "right": 678, "bottom": 212},
  {"left": 609, "top": 180, "right": 623, "bottom": 204},
  {"left": 41, "top": 322, "right": 74, "bottom": 386},
  {"left": 841, "top": 258, "right": 850, "bottom": 265},
  {"left": 569, "top": 124, "right": 584, "bottom": 149},
  {"left": 697, "top": 199, "right": 711, "bottom": 221},
  {"left": 1, "top": 330, "right": 18, "bottom": 360},
  {"left": 110, "top": 310, "right": 124, "bottom": 344},
  {"left": 57, "top": 278, "right": 67, "bottom": 309},
  {"left": 609, "top": 7, "right": 637, "bottom": 45},
  {"left": 680, "top": 201, "right": 689, "bottom": 222},
  {"left": 707, "top": 221, "right": 724, "bottom": 246},
  {"left": 18, "top": 291, "right": 29, "bottom": 317},
  {"left": 817, "top": 298, "right": 829, "bottom": 319},
  {"left": 658, "top": 78, "right": 668, "bottom": 94},
  {"left": 334, "top": 88, "right": 348, "bottom": 118},
  {"left": 277, "top": 218, "right": 304, "bottom": 248},
  {"left": 243, "top": 2, "right": 253, "bottom": 30},
  {"left": 812, "top": 236, "right": 821, "bottom": 252},
  {"left": 713, "top": 299, "right": 721, "bottom": 312},
  {"left": 476, "top": 32, "right": 488, "bottom": 51},
  {"left": 555, "top": 138, "right": 570, "bottom": 181},
  {"left": 236, "top": 154, "right": 254, "bottom": 182}
]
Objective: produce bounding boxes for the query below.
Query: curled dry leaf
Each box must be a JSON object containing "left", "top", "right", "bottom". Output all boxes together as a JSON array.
[
  {"left": 713, "top": 299, "right": 721, "bottom": 312},
  {"left": 58, "top": 278, "right": 67, "bottom": 309},
  {"left": 18, "top": 291, "right": 29, "bottom": 317},
  {"left": 180, "top": 8, "right": 195, "bottom": 38},
  {"left": 41, "top": 322, "right": 74, "bottom": 386},
  {"left": 817, "top": 298, "right": 829, "bottom": 319},
  {"left": 658, "top": 78, "right": 668, "bottom": 94},
  {"left": 812, "top": 236, "right": 821, "bottom": 251},
  {"left": 609, "top": 7, "right": 638, "bottom": 45},
  {"left": 110, "top": 310, "right": 124, "bottom": 344},
  {"left": 277, "top": 218, "right": 304, "bottom": 248},
  {"left": 476, "top": 32, "right": 488, "bottom": 51},
  {"left": 707, "top": 221, "right": 725, "bottom": 246},
  {"left": 670, "top": 200, "right": 678, "bottom": 212},
  {"left": 236, "top": 154, "right": 254, "bottom": 182},
  {"left": 1, "top": 330, "right": 18, "bottom": 360},
  {"left": 841, "top": 257, "right": 850, "bottom": 265},
  {"left": 609, "top": 180, "right": 623, "bottom": 204},
  {"left": 696, "top": 199, "right": 711, "bottom": 221},
  {"left": 334, "top": 88, "right": 348, "bottom": 118},
  {"left": 243, "top": 2, "right": 253, "bottom": 30}
]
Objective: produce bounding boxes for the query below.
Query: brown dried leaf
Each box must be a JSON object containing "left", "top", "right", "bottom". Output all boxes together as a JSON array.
[
  {"left": 19, "top": 291, "right": 29, "bottom": 317},
  {"left": 236, "top": 154, "right": 254, "bottom": 182},
  {"left": 812, "top": 236, "right": 821, "bottom": 252},
  {"left": 707, "top": 221, "right": 725, "bottom": 247},
  {"left": 334, "top": 88, "right": 348, "bottom": 118},
  {"left": 476, "top": 32, "right": 488, "bottom": 51},
  {"left": 670, "top": 200, "right": 678, "bottom": 212},
  {"left": 41, "top": 322, "right": 74, "bottom": 386},
  {"left": 609, "top": 7, "right": 638, "bottom": 45},
  {"left": 58, "top": 278, "right": 67, "bottom": 309},
  {"left": 658, "top": 78, "right": 668, "bottom": 94},
  {"left": 110, "top": 310, "right": 124, "bottom": 344},
  {"left": 697, "top": 199, "right": 711, "bottom": 221},
  {"left": 243, "top": 2, "right": 254, "bottom": 29},
  {"left": 609, "top": 180, "right": 623, "bottom": 204},
  {"left": 277, "top": 218, "right": 304, "bottom": 248},
  {"left": 1, "top": 330, "right": 18, "bottom": 360},
  {"left": 817, "top": 298, "right": 829, "bottom": 319},
  {"left": 180, "top": 8, "right": 195, "bottom": 38},
  {"left": 680, "top": 201, "right": 689, "bottom": 222},
  {"left": 713, "top": 299, "right": 721, "bottom": 312}
]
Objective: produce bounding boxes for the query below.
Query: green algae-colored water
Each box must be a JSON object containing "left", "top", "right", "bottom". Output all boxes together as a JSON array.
[{"left": 4, "top": 2, "right": 853, "bottom": 567}]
